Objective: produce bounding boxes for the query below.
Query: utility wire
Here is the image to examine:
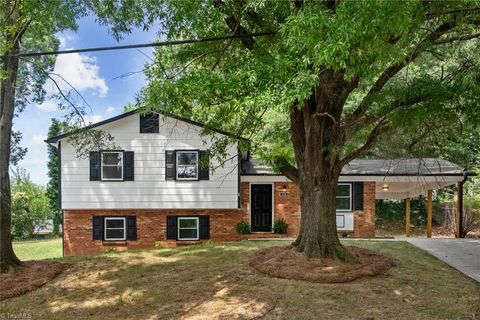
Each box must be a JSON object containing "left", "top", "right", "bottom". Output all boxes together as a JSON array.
[{"left": 13, "top": 32, "right": 275, "bottom": 58}]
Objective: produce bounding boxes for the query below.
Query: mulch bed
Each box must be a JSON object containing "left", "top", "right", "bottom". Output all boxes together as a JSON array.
[
  {"left": 0, "top": 261, "right": 68, "bottom": 301},
  {"left": 250, "top": 246, "right": 396, "bottom": 283}
]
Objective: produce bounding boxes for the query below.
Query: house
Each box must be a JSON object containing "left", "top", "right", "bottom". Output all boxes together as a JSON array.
[
  {"left": 33, "top": 219, "right": 61, "bottom": 239},
  {"left": 46, "top": 110, "right": 472, "bottom": 256}
]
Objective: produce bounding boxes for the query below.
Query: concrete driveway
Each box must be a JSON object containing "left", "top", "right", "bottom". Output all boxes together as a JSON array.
[{"left": 407, "top": 238, "right": 480, "bottom": 283}]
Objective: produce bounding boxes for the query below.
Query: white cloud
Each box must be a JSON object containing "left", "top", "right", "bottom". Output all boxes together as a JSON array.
[
  {"left": 32, "top": 135, "right": 47, "bottom": 145},
  {"left": 36, "top": 100, "right": 59, "bottom": 112},
  {"left": 105, "top": 106, "right": 115, "bottom": 115},
  {"left": 83, "top": 114, "right": 103, "bottom": 124},
  {"left": 47, "top": 53, "right": 108, "bottom": 98},
  {"left": 57, "top": 33, "right": 78, "bottom": 49}
]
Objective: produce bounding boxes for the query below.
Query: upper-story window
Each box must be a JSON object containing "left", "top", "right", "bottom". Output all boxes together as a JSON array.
[
  {"left": 176, "top": 151, "right": 198, "bottom": 180},
  {"left": 101, "top": 152, "right": 123, "bottom": 181},
  {"left": 336, "top": 183, "right": 352, "bottom": 211}
]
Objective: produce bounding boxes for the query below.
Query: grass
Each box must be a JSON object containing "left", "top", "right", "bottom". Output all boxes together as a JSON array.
[
  {"left": 1, "top": 240, "right": 479, "bottom": 319},
  {"left": 13, "top": 238, "right": 62, "bottom": 261}
]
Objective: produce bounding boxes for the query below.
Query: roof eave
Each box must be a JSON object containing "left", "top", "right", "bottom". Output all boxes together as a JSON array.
[{"left": 44, "top": 109, "right": 249, "bottom": 144}]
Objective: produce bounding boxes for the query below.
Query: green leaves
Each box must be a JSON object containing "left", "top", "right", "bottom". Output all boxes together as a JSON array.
[{"left": 90, "top": 0, "right": 480, "bottom": 169}]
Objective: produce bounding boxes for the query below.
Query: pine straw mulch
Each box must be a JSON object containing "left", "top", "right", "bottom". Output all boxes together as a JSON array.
[
  {"left": 0, "top": 261, "right": 68, "bottom": 301},
  {"left": 250, "top": 245, "right": 397, "bottom": 283}
]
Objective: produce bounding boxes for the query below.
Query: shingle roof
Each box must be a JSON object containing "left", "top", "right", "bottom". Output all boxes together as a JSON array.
[{"left": 241, "top": 158, "right": 472, "bottom": 176}]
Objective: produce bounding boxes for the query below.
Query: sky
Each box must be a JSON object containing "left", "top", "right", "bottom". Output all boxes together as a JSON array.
[{"left": 14, "top": 14, "right": 158, "bottom": 186}]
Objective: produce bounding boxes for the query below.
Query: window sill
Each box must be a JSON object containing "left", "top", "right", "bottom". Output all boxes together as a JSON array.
[
  {"left": 102, "top": 241, "right": 128, "bottom": 246},
  {"left": 176, "top": 240, "right": 202, "bottom": 245}
]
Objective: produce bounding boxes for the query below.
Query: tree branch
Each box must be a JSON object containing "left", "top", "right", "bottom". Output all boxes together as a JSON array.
[
  {"left": 347, "top": 22, "right": 455, "bottom": 124},
  {"left": 213, "top": 0, "right": 256, "bottom": 51},
  {"left": 341, "top": 120, "right": 390, "bottom": 166},
  {"left": 433, "top": 31, "right": 480, "bottom": 45},
  {"left": 274, "top": 156, "right": 299, "bottom": 184}
]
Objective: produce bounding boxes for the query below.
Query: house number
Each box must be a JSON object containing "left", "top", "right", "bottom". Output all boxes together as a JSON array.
[{"left": 279, "top": 192, "right": 288, "bottom": 196}]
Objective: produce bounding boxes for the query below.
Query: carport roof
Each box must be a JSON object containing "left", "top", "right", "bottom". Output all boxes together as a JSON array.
[{"left": 241, "top": 158, "right": 473, "bottom": 177}]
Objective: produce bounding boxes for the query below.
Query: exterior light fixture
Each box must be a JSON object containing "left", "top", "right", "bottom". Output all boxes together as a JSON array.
[
  {"left": 382, "top": 183, "right": 389, "bottom": 191},
  {"left": 282, "top": 185, "right": 287, "bottom": 192}
]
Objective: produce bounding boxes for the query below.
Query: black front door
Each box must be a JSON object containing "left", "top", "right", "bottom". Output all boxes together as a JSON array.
[{"left": 251, "top": 184, "right": 272, "bottom": 232}]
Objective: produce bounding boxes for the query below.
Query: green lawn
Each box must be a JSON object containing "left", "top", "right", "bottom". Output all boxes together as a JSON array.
[
  {"left": 13, "top": 238, "right": 62, "bottom": 261},
  {"left": 2, "top": 240, "right": 479, "bottom": 319}
]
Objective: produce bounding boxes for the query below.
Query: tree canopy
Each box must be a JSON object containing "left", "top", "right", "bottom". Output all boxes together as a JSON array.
[{"left": 91, "top": 0, "right": 480, "bottom": 259}]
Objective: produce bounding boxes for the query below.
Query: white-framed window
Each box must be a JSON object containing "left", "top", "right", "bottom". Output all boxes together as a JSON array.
[
  {"left": 177, "top": 217, "right": 199, "bottom": 240},
  {"left": 176, "top": 151, "right": 198, "bottom": 180},
  {"left": 336, "top": 183, "right": 352, "bottom": 211},
  {"left": 104, "top": 217, "right": 126, "bottom": 241},
  {"left": 101, "top": 151, "right": 123, "bottom": 181}
]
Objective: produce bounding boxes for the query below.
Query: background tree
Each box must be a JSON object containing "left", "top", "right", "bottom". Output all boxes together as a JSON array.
[
  {"left": 93, "top": 0, "right": 480, "bottom": 260},
  {"left": 11, "top": 168, "right": 52, "bottom": 239},
  {"left": 0, "top": 0, "right": 89, "bottom": 272},
  {"left": 46, "top": 119, "right": 66, "bottom": 235}
]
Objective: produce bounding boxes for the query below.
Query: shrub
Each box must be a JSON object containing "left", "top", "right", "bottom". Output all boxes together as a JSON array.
[
  {"left": 236, "top": 221, "right": 251, "bottom": 234},
  {"left": 104, "top": 247, "right": 117, "bottom": 254},
  {"left": 273, "top": 218, "right": 288, "bottom": 234}
]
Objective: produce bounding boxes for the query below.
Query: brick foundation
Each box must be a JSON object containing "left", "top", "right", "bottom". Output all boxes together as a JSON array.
[
  {"left": 63, "top": 181, "right": 376, "bottom": 256},
  {"left": 63, "top": 209, "right": 243, "bottom": 256}
]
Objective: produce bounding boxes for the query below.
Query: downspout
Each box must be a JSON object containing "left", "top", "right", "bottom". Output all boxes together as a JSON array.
[{"left": 458, "top": 169, "right": 468, "bottom": 238}]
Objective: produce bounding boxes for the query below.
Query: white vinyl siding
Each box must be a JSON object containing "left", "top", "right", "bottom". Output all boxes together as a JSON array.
[{"left": 60, "top": 114, "right": 239, "bottom": 209}]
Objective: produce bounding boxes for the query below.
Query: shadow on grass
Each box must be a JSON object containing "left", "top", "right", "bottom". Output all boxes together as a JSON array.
[{"left": 1, "top": 240, "right": 479, "bottom": 320}]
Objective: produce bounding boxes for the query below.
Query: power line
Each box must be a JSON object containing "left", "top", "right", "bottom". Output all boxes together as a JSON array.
[{"left": 14, "top": 32, "right": 274, "bottom": 58}]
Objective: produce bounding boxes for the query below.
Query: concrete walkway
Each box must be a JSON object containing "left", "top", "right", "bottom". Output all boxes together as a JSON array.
[{"left": 407, "top": 238, "right": 480, "bottom": 283}]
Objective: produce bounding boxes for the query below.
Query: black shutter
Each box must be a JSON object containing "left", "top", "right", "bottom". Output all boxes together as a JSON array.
[
  {"left": 93, "top": 216, "right": 103, "bottom": 240},
  {"left": 126, "top": 216, "right": 137, "bottom": 240},
  {"left": 199, "top": 216, "right": 210, "bottom": 239},
  {"left": 124, "top": 151, "right": 134, "bottom": 181},
  {"left": 166, "top": 216, "right": 177, "bottom": 240},
  {"left": 199, "top": 150, "right": 210, "bottom": 180},
  {"left": 89, "top": 151, "right": 100, "bottom": 181},
  {"left": 353, "top": 182, "right": 364, "bottom": 211},
  {"left": 165, "top": 151, "right": 176, "bottom": 180},
  {"left": 140, "top": 113, "right": 159, "bottom": 133}
]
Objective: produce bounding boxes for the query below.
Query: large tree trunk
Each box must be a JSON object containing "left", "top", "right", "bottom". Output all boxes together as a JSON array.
[
  {"left": 293, "top": 171, "right": 353, "bottom": 261},
  {"left": 288, "top": 73, "right": 355, "bottom": 261},
  {"left": 0, "top": 19, "right": 22, "bottom": 272}
]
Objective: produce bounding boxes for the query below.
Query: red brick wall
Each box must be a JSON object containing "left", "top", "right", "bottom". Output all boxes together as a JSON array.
[
  {"left": 63, "top": 181, "right": 376, "bottom": 256},
  {"left": 63, "top": 209, "right": 243, "bottom": 256},
  {"left": 353, "top": 181, "right": 376, "bottom": 238}
]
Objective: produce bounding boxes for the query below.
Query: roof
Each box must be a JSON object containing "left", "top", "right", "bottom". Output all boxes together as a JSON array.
[
  {"left": 241, "top": 158, "right": 473, "bottom": 177},
  {"left": 45, "top": 109, "right": 247, "bottom": 144},
  {"left": 33, "top": 220, "right": 62, "bottom": 234}
]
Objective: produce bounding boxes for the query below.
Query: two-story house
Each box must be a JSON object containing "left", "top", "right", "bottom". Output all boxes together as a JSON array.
[{"left": 46, "top": 110, "right": 469, "bottom": 256}]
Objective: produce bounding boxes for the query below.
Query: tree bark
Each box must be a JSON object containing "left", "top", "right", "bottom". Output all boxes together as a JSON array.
[
  {"left": 288, "top": 72, "right": 354, "bottom": 261},
  {"left": 292, "top": 170, "right": 353, "bottom": 260},
  {"left": 0, "top": 14, "right": 22, "bottom": 272}
]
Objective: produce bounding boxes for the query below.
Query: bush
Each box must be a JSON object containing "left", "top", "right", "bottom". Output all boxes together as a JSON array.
[
  {"left": 236, "top": 221, "right": 251, "bottom": 234},
  {"left": 273, "top": 218, "right": 288, "bottom": 234},
  {"left": 11, "top": 168, "right": 53, "bottom": 239}
]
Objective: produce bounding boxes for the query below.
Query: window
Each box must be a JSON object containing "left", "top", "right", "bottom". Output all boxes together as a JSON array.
[
  {"left": 101, "top": 152, "right": 123, "bottom": 181},
  {"left": 177, "top": 217, "right": 199, "bottom": 240},
  {"left": 176, "top": 151, "right": 198, "bottom": 180},
  {"left": 336, "top": 183, "right": 352, "bottom": 211},
  {"left": 104, "top": 217, "right": 126, "bottom": 241}
]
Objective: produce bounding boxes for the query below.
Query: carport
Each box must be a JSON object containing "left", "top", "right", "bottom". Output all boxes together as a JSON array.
[{"left": 339, "top": 158, "right": 474, "bottom": 238}]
